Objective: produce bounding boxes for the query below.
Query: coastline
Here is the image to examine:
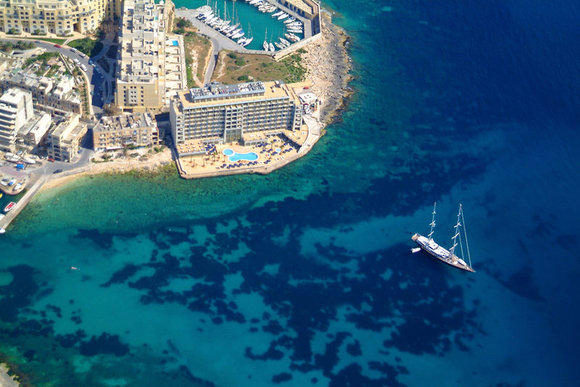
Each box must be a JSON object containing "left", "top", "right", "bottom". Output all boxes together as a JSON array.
[
  {"left": 0, "top": 363, "right": 19, "bottom": 386},
  {"left": 39, "top": 148, "right": 175, "bottom": 193},
  {"left": 302, "top": 11, "right": 354, "bottom": 126},
  {"left": 40, "top": 10, "right": 353, "bottom": 190}
]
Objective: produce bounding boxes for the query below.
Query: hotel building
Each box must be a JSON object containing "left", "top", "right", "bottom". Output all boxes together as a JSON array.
[
  {"left": 92, "top": 112, "right": 159, "bottom": 151},
  {"left": 169, "top": 81, "right": 303, "bottom": 154},
  {"left": 114, "top": 0, "right": 183, "bottom": 113},
  {"left": 0, "top": 0, "right": 117, "bottom": 36},
  {"left": 0, "top": 88, "right": 33, "bottom": 152}
]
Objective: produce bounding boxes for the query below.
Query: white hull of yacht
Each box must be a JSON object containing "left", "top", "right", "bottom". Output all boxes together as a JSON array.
[{"left": 412, "top": 234, "right": 475, "bottom": 272}]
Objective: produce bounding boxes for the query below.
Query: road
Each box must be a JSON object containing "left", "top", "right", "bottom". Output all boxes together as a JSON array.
[{"left": 0, "top": 38, "right": 109, "bottom": 116}]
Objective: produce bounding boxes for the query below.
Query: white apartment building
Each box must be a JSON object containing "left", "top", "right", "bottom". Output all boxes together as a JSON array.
[
  {"left": 0, "top": 88, "right": 33, "bottom": 152},
  {"left": 114, "top": 0, "right": 178, "bottom": 113}
]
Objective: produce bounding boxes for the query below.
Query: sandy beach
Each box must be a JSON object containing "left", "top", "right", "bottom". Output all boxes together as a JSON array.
[{"left": 40, "top": 148, "right": 174, "bottom": 192}]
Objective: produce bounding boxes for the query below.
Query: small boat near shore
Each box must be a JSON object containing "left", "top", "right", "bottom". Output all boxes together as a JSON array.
[
  {"left": 4, "top": 202, "right": 16, "bottom": 213},
  {"left": 411, "top": 202, "right": 475, "bottom": 273}
]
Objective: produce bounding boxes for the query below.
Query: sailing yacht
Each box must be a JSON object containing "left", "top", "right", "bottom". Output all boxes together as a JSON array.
[
  {"left": 411, "top": 202, "right": 475, "bottom": 272},
  {"left": 263, "top": 28, "right": 269, "bottom": 51},
  {"left": 241, "top": 25, "right": 253, "bottom": 47}
]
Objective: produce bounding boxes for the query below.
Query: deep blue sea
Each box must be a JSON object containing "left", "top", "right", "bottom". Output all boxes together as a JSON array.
[{"left": 0, "top": 0, "right": 579, "bottom": 385}]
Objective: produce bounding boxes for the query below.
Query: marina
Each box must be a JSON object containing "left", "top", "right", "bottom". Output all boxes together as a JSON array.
[{"left": 175, "top": 0, "right": 317, "bottom": 53}]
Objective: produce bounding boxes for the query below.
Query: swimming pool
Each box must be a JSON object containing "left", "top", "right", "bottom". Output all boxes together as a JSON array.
[
  {"left": 223, "top": 149, "right": 259, "bottom": 162},
  {"left": 172, "top": 40, "right": 179, "bottom": 46}
]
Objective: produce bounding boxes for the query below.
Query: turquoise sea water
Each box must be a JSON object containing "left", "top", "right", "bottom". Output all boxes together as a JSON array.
[{"left": 1, "top": 0, "right": 579, "bottom": 385}]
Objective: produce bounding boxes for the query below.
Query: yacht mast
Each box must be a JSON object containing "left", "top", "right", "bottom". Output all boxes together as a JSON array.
[
  {"left": 428, "top": 202, "right": 437, "bottom": 240},
  {"left": 449, "top": 204, "right": 462, "bottom": 259},
  {"left": 460, "top": 204, "right": 473, "bottom": 268}
]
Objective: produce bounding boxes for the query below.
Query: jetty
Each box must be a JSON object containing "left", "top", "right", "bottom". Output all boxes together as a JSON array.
[{"left": 0, "top": 175, "right": 47, "bottom": 233}]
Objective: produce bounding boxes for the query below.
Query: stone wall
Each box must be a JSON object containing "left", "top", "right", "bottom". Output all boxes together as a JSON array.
[{"left": 273, "top": 31, "right": 322, "bottom": 61}]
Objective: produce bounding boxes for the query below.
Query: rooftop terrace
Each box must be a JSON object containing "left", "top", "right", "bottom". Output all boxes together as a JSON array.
[
  {"left": 189, "top": 82, "right": 266, "bottom": 102},
  {"left": 94, "top": 113, "right": 154, "bottom": 133},
  {"left": 177, "top": 81, "right": 300, "bottom": 108}
]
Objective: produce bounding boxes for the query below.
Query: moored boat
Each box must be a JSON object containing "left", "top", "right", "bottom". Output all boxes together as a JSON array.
[
  {"left": 411, "top": 202, "right": 475, "bottom": 273},
  {"left": 4, "top": 201, "right": 16, "bottom": 213}
]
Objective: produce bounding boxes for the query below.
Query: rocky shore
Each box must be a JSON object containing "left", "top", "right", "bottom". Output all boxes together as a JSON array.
[
  {"left": 301, "top": 11, "right": 353, "bottom": 125},
  {"left": 0, "top": 364, "right": 19, "bottom": 386}
]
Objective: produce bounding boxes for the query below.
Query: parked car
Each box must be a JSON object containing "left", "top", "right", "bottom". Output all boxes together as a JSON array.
[{"left": 53, "top": 169, "right": 63, "bottom": 174}]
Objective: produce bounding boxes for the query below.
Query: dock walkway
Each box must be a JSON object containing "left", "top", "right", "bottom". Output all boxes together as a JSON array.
[{"left": 176, "top": 8, "right": 267, "bottom": 54}]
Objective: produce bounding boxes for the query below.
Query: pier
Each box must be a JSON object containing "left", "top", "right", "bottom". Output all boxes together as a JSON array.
[{"left": 0, "top": 175, "right": 46, "bottom": 233}]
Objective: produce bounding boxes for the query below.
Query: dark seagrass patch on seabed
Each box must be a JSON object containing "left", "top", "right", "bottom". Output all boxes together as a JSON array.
[
  {"left": 73, "top": 228, "right": 138, "bottom": 249},
  {"left": 75, "top": 117, "right": 488, "bottom": 384},
  {"left": 79, "top": 333, "right": 130, "bottom": 357},
  {"left": 94, "top": 207, "right": 478, "bottom": 385},
  {"left": 0, "top": 265, "right": 42, "bottom": 323}
]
